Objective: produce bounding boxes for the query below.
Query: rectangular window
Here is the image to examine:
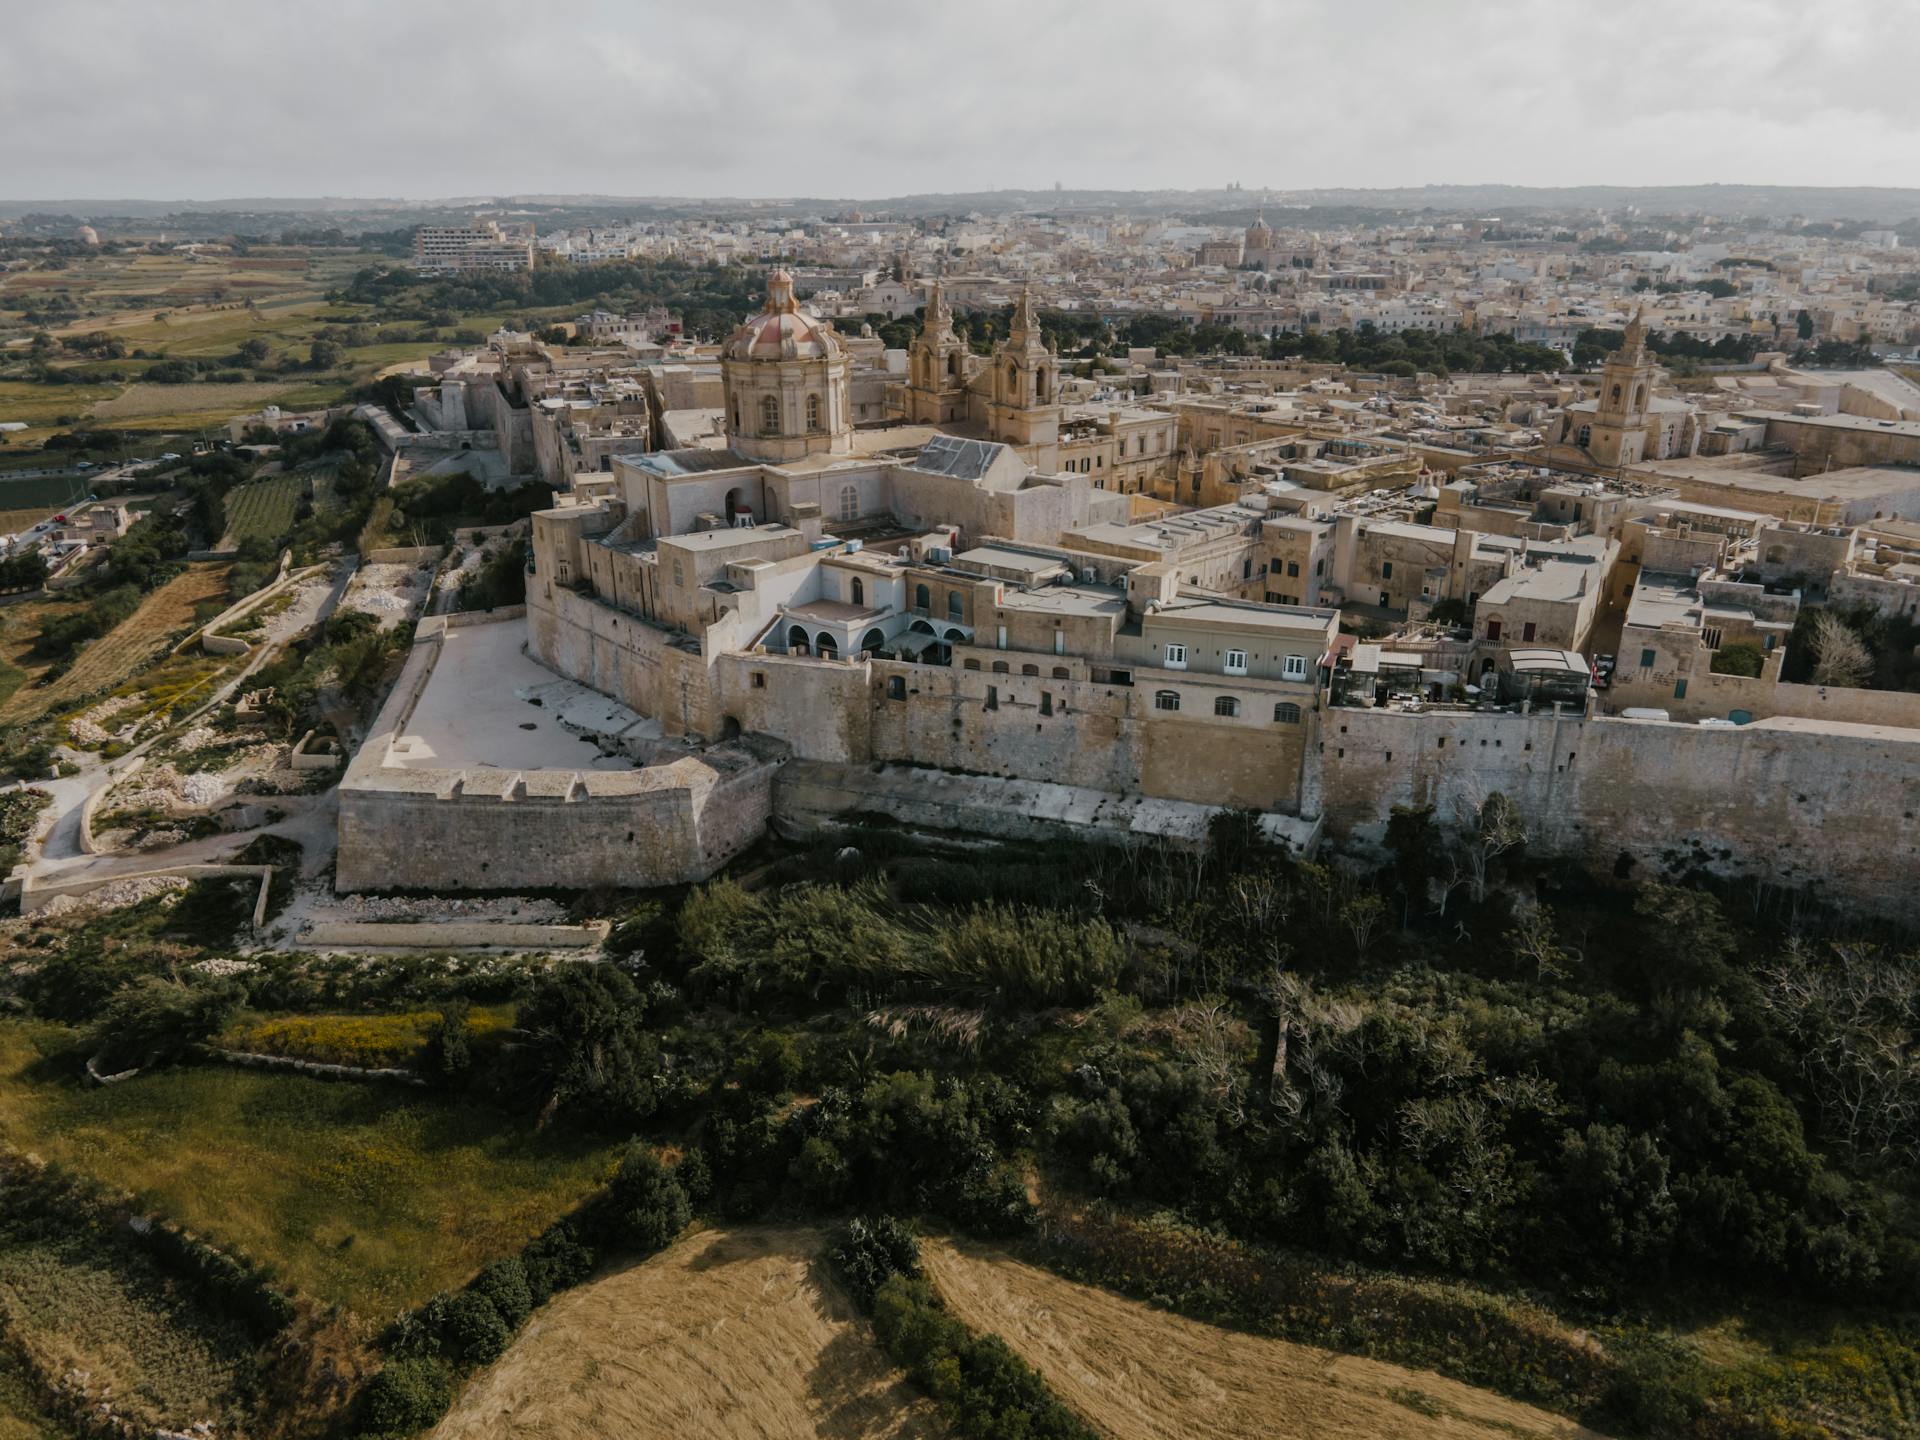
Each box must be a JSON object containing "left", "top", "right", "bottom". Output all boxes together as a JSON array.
[
  {"left": 750, "top": 672, "right": 766, "bottom": 690},
  {"left": 1287, "top": 561, "right": 1300, "bottom": 577},
  {"left": 1225, "top": 649, "right": 1247, "bottom": 674},
  {"left": 1381, "top": 561, "right": 1393, "bottom": 580},
  {"left": 1487, "top": 620, "right": 1502, "bottom": 641},
  {"left": 1522, "top": 621, "right": 1536, "bottom": 642},
  {"left": 1165, "top": 643, "right": 1187, "bottom": 669},
  {"left": 1281, "top": 655, "right": 1307, "bottom": 681},
  {"left": 1674, "top": 679, "right": 1688, "bottom": 700},
  {"left": 996, "top": 625, "right": 1008, "bottom": 650},
  {"left": 1702, "top": 627, "right": 1722, "bottom": 650},
  {"left": 1040, "top": 692, "right": 1053, "bottom": 716},
  {"left": 1640, "top": 648, "right": 1656, "bottom": 668},
  {"left": 1053, "top": 630, "right": 1065, "bottom": 655}
]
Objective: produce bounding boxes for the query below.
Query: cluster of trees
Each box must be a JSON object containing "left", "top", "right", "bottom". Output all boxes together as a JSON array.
[
  {"left": 1781, "top": 603, "right": 1920, "bottom": 692},
  {"left": 338, "top": 258, "right": 764, "bottom": 343},
  {"left": 1571, "top": 326, "right": 1763, "bottom": 369}
]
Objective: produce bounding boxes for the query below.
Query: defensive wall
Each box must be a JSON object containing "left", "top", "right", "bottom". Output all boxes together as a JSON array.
[
  {"left": 336, "top": 611, "right": 774, "bottom": 893},
  {"left": 1311, "top": 705, "right": 1920, "bottom": 918}
]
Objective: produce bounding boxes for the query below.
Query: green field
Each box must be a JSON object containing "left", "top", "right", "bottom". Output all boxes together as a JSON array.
[
  {"left": 217, "top": 474, "right": 304, "bottom": 548},
  {"left": 0, "top": 475, "right": 92, "bottom": 511},
  {"left": 0, "top": 1022, "right": 619, "bottom": 1323}
]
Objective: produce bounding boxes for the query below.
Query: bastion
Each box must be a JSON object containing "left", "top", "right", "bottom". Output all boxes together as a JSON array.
[{"left": 335, "top": 610, "right": 776, "bottom": 892}]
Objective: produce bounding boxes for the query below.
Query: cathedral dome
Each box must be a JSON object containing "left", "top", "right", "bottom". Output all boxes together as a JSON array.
[
  {"left": 723, "top": 268, "right": 843, "bottom": 361},
  {"left": 1245, "top": 213, "right": 1273, "bottom": 248}
]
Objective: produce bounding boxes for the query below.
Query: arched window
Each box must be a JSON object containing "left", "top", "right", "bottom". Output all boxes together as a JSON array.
[
  {"left": 1609, "top": 384, "right": 1622, "bottom": 405},
  {"left": 1007, "top": 362, "right": 1019, "bottom": 395},
  {"left": 731, "top": 397, "right": 741, "bottom": 431},
  {"left": 850, "top": 577, "right": 864, "bottom": 606},
  {"left": 760, "top": 393, "right": 780, "bottom": 434},
  {"left": 991, "top": 660, "right": 1009, "bottom": 674},
  {"left": 947, "top": 352, "right": 959, "bottom": 377},
  {"left": 1021, "top": 663, "right": 1039, "bottom": 676},
  {"left": 861, "top": 628, "right": 885, "bottom": 653},
  {"left": 887, "top": 675, "right": 906, "bottom": 700},
  {"left": 1273, "top": 702, "right": 1301, "bottom": 724},
  {"left": 947, "top": 590, "right": 964, "bottom": 621},
  {"left": 1035, "top": 370, "right": 1048, "bottom": 403},
  {"left": 1633, "top": 384, "right": 1646, "bottom": 409},
  {"left": 816, "top": 634, "right": 837, "bottom": 659},
  {"left": 839, "top": 484, "right": 858, "bottom": 521},
  {"left": 1154, "top": 690, "right": 1180, "bottom": 712},
  {"left": 1051, "top": 666, "right": 1069, "bottom": 679},
  {"left": 1576, "top": 425, "right": 1592, "bottom": 449},
  {"left": 1214, "top": 695, "right": 1239, "bottom": 717},
  {"left": 914, "top": 583, "right": 931, "bottom": 613},
  {"left": 806, "top": 393, "right": 822, "bottom": 430},
  {"left": 963, "top": 658, "right": 981, "bottom": 671},
  {"left": 787, "top": 624, "right": 809, "bottom": 656}
]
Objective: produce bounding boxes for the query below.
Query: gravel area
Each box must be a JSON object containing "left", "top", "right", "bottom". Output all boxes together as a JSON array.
[{"left": 38, "top": 874, "right": 191, "bottom": 916}]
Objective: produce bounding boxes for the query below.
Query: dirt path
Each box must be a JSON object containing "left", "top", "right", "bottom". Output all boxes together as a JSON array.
[
  {"left": 921, "top": 1238, "right": 1607, "bottom": 1440},
  {"left": 432, "top": 1226, "right": 947, "bottom": 1440}
]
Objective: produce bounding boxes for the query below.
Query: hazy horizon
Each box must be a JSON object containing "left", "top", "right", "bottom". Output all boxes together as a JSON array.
[{"left": 5, "top": 0, "right": 1917, "bottom": 203}]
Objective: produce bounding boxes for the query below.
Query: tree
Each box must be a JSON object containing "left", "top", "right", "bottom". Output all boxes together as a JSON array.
[
  {"left": 605, "top": 1143, "right": 691, "bottom": 1250},
  {"left": 514, "top": 964, "right": 661, "bottom": 1124},
  {"left": 1710, "top": 642, "right": 1765, "bottom": 678},
  {"left": 1808, "top": 609, "right": 1872, "bottom": 688},
  {"left": 1797, "top": 309, "right": 1815, "bottom": 341},
  {"left": 236, "top": 337, "right": 271, "bottom": 364},
  {"left": 308, "top": 338, "right": 344, "bottom": 370}
]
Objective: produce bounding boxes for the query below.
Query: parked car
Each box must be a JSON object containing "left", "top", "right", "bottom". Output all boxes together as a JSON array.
[{"left": 1591, "top": 653, "right": 1616, "bottom": 690}]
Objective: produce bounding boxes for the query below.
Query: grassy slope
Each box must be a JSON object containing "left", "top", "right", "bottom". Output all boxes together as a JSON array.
[{"left": 0, "top": 1023, "right": 618, "bottom": 1324}]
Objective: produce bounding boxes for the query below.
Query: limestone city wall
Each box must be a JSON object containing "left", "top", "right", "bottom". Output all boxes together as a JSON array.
[{"left": 1313, "top": 706, "right": 1920, "bottom": 917}]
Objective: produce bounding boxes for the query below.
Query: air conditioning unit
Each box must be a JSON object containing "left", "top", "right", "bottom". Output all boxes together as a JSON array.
[
  {"left": 1081, "top": 568, "right": 1098, "bottom": 583},
  {"left": 928, "top": 545, "right": 952, "bottom": 563}
]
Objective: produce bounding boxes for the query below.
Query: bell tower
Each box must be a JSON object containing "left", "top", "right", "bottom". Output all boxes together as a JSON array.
[
  {"left": 987, "top": 285, "right": 1060, "bottom": 465},
  {"left": 906, "top": 279, "right": 969, "bottom": 425},
  {"left": 1586, "top": 305, "right": 1654, "bottom": 468}
]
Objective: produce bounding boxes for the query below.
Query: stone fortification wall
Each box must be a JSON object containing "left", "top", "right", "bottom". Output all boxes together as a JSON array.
[
  {"left": 336, "top": 616, "right": 772, "bottom": 893},
  {"left": 864, "top": 659, "right": 1314, "bottom": 814},
  {"left": 1314, "top": 706, "right": 1920, "bottom": 918},
  {"left": 527, "top": 584, "right": 715, "bottom": 737},
  {"left": 1610, "top": 666, "right": 1920, "bottom": 728}
]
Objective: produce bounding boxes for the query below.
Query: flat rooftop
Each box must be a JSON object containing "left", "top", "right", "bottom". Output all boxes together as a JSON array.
[{"left": 388, "top": 617, "right": 638, "bottom": 773}]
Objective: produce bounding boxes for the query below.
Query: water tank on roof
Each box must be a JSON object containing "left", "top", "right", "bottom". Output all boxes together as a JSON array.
[{"left": 845, "top": 538, "right": 863, "bottom": 553}]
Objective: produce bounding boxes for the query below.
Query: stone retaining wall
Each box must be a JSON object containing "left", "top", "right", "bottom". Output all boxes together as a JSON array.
[{"left": 302, "top": 920, "right": 609, "bottom": 949}]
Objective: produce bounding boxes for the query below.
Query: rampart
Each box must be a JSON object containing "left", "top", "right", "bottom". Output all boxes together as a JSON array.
[
  {"left": 336, "top": 613, "right": 773, "bottom": 892},
  {"left": 1313, "top": 706, "right": 1920, "bottom": 918}
]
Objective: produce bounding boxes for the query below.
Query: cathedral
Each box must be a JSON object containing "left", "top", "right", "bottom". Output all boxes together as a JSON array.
[
  {"left": 902, "top": 280, "right": 1061, "bottom": 471},
  {"left": 1553, "top": 306, "right": 1698, "bottom": 468}
]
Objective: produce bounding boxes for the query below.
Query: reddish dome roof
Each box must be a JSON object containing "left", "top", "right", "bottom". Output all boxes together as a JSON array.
[{"left": 723, "top": 268, "right": 843, "bottom": 361}]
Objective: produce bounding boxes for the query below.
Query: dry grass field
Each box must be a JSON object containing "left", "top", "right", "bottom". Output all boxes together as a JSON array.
[
  {"left": 433, "top": 1227, "right": 948, "bottom": 1440},
  {"left": 920, "top": 1238, "right": 1607, "bottom": 1440},
  {"left": 0, "top": 562, "right": 230, "bottom": 724}
]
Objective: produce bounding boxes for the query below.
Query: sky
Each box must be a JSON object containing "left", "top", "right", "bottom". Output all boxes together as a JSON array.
[{"left": 4, "top": 0, "right": 1918, "bottom": 201}]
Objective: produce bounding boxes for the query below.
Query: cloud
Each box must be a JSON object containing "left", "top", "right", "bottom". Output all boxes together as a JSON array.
[{"left": 1, "top": 0, "right": 1915, "bottom": 199}]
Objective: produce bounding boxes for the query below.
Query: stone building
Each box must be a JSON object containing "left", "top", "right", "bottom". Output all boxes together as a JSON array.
[{"left": 720, "top": 268, "right": 854, "bottom": 466}]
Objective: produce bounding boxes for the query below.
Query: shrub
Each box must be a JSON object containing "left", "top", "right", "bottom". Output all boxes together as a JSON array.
[
  {"left": 358, "top": 1356, "right": 453, "bottom": 1435},
  {"left": 443, "top": 1290, "right": 510, "bottom": 1366},
  {"left": 604, "top": 1144, "right": 691, "bottom": 1253},
  {"left": 471, "top": 1256, "right": 533, "bottom": 1330},
  {"left": 830, "top": 1215, "right": 921, "bottom": 1308},
  {"left": 91, "top": 975, "right": 244, "bottom": 1071},
  {"left": 1710, "top": 642, "right": 1765, "bottom": 678},
  {"left": 422, "top": 999, "right": 473, "bottom": 1087},
  {"left": 523, "top": 1219, "right": 597, "bottom": 1303}
]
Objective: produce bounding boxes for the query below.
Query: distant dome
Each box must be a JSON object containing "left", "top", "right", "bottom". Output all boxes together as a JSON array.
[
  {"left": 1244, "top": 213, "right": 1273, "bottom": 247},
  {"left": 76, "top": 225, "right": 99, "bottom": 246},
  {"left": 723, "top": 269, "right": 843, "bottom": 362}
]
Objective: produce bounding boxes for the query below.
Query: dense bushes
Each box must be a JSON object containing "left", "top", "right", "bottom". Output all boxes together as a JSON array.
[{"left": 871, "top": 1274, "right": 1097, "bottom": 1440}]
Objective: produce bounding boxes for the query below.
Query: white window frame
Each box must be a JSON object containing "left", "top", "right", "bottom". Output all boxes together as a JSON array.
[
  {"left": 1164, "top": 643, "right": 1188, "bottom": 670},
  {"left": 1281, "top": 654, "right": 1307, "bottom": 681},
  {"left": 1225, "top": 649, "right": 1248, "bottom": 675}
]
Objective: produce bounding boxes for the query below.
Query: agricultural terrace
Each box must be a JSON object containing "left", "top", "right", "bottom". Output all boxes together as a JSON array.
[
  {"left": 0, "top": 561, "right": 231, "bottom": 725},
  {"left": 218, "top": 474, "right": 305, "bottom": 549}
]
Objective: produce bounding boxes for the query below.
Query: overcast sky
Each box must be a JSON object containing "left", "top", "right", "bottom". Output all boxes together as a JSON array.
[{"left": 4, "top": 0, "right": 1917, "bottom": 201}]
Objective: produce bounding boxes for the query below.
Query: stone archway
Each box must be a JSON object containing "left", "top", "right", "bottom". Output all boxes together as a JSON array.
[{"left": 787, "top": 624, "right": 810, "bottom": 656}]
